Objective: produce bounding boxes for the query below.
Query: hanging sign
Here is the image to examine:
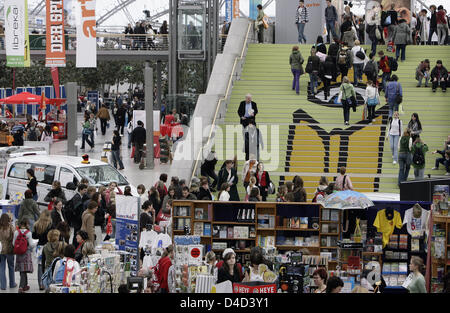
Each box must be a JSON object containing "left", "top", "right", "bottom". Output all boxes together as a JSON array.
[
  {"left": 4, "top": 0, "right": 26, "bottom": 67},
  {"left": 76, "top": 0, "right": 96, "bottom": 67},
  {"left": 232, "top": 0, "right": 240, "bottom": 18},
  {"left": 225, "top": 0, "right": 232, "bottom": 22},
  {"left": 46, "top": 0, "right": 66, "bottom": 67}
]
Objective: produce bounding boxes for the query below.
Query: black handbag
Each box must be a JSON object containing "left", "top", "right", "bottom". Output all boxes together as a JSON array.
[{"left": 396, "top": 84, "right": 402, "bottom": 104}]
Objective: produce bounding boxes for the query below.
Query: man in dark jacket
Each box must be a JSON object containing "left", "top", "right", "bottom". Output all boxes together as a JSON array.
[
  {"left": 200, "top": 151, "right": 218, "bottom": 191},
  {"left": 427, "top": 5, "right": 438, "bottom": 45},
  {"left": 131, "top": 120, "right": 146, "bottom": 163},
  {"left": 324, "top": 0, "right": 338, "bottom": 43},
  {"left": 116, "top": 104, "right": 127, "bottom": 135},
  {"left": 430, "top": 60, "right": 448, "bottom": 92},
  {"left": 238, "top": 94, "right": 258, "bottom": 128},
  {"left": 386, "top": 4, "right": 398, "bottom": 42},
  {"left": 181, "top": 186, "right": 197, "bottom": 200},
  {"left": 306, "top": 48, "right": 321, "bottom": 95},
  {"left": 68, "top": 184, "right": 88, "bottom": 246}
]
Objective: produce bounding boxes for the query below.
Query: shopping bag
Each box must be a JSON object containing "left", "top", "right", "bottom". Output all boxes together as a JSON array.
[
  {"left": 362, "top": 104, "right": 367, "bottom": 120},
  {"left": 106, "top": 216, "right": 112, "bottom": 236},
  {"left": 399, "top": 104, "right": 404, "bottom": 115},
  {"left": 131, "top": 145, "right": 135, "bottom": 158},
  {"left": 48, "top": 201, "right": 53, "bottom": 211},
  {"left": 387, "top": 41, "right": 395, "bottom": 53}
]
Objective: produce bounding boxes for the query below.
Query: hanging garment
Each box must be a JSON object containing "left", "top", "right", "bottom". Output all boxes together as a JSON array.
[{"left": 373, "top": 209, "right": 403, "bottom": 248}]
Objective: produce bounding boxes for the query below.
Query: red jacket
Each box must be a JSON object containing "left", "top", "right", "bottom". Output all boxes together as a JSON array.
[
  {"left": 379, "top": 56, "right": 391, "bottom": 73},
  {"left": 156, "top": 256, "right": 172, "bottom": 291},
  {"left": 437, "top": 10, "right": 447, "bottom": 24}
]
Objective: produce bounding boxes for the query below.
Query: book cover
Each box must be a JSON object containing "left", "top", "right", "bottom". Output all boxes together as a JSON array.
[
  {"left": 207, "top": 204, "right": 213, "bottom": 221},
  {"left": 193, "top": 222, "right": 203, "bottom": 236},
  {"left": 227, "top": 226, "right": 234, "bottom": 239},
  {"left": 249, "top": 226, "right": 256, "bottom": 238},
  {"left": 213, "top": 225, "right": 220, "bottom": 238},
  {"left": 219, "top": 226, "right": 228, "bottom": 239},
  {"left": 195, "top": 208, "right": 204, "bottom": 220},
  {"left": 326, "top": 236, "right": 331, "bottom": 247},
  {"left": 266, "top": 236, "right": 275, "bottom": 247},
  {"left": 310, "top": 217, "right": 320, "bottom": 229},
  {"left": 269, "top": 216, "right": 275, "bottom": 229},
  {"left": 322, "top": 209, "right": 330, "bottom": 221},
  {"left": 322, "top": 224, "right": 329, "bottom": 233},
  {"left": 203, "top": 223, "right": 211, "bottom": 236},
  {"left": 321, "top": 237, "right": 327, "bottom": 247},
  {"left": 330, "top": 210, "right": 339, "bottom": 222},
  {"left": 300, "top": 217, "right": 308, "bottom": 229}
]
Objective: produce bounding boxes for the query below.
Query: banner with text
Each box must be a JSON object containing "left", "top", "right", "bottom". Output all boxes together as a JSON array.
[
  {"left": 46, "top": 0, "right": 66, "bottom": 67},
  {"left": 225, "top": 0, "right": 232, "bottom": 22},
  {"left": 76, "top": 0, "right": 96, "bottom": 67},
  {"left": 232, "top": 0, "right": 240, "bottom": 19},
  {"left": 4, "top": 0, "right": 26, "bottom": 67}
]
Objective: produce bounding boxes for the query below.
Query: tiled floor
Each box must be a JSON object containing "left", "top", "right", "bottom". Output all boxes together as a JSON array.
[{"left": 1, "top": 112, "right": 168, "bottom": 293}]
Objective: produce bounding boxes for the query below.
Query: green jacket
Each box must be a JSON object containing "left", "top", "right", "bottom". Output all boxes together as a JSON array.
[
  {"left": 257, "top": 10, "right": 264, "bottom": 22},
  {"left": 289, "top": 50, "right": 304, "bottom": 72},
  {"left": 411, "top": 142, "right": 429, "bottom": 169},
  {"left": 406, "top": 273, "right": 426, "bottom": 293},
  {"left": 340, "top": 83, "right": 356, "bottom": 100},
  {"left": 18, "top": 198, "right": 40, "bottom": 223}
]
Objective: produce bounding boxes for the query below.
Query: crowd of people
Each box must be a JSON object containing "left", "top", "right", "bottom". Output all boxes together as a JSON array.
[{"left": 123, "top": 20, "right": 168, "bottom": 50}]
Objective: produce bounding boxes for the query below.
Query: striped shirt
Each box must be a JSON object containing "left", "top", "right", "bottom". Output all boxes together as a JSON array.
[{"left": 296, "top": 7, "right": 308, "bottom": 23}]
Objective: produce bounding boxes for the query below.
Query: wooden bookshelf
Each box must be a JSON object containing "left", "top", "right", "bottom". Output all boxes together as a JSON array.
[
  {"left": 430, "top": 214, "right": 449, "bottom": 292},
  {"left": 319, "top": 207, "right": 342, "bottom": 270}
]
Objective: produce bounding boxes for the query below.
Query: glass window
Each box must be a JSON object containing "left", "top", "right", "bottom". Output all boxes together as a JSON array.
[
  {"left": 178, "top": 7, "right": 204, "bottom": 51},
  {"left": 59, "top": 167, "right": 77, "bottom": 187},
  {"left": 8, "top": 163, "right": 30, "bottom": 179},
  {"left": 75, "top": 165, "right": 128, "bottom": 186},
  {"left": 31, "top": 164, "right": 56, "bottom": 184}
]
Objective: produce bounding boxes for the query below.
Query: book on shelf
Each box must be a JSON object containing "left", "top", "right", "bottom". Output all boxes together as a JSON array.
[
  {"left": 193, "top": 222, "right": 203, "bottom": 236},
  {"left": 310, "top": 217, "right": 320, "bottom": 229},
  {"left": 330, "top": 210, "right": 339, "bottom": 222},
  {"left": 219, "top": 226, "right": 228, "bottom": 239},
  {"left": 398, "top": 262, "right": 408, "bottom": 273},
  {"left": 300, "top": 217, "right": 308, "bottom": 229},
  {"left": 213, "top": 225, "right": 220, "bottom": 238},
  {"left": 328, "top": 223, "right": 338, "bottom": 234},
  {"left": 322, "top": 209, "right": 330, "bottom": 221},
  {"left": 177, "top": 206, "right": 189, "bottom": 217},
  {"left": 194, "top": 208, "right": 204, "bottom": 220},
  {"left": 203, "top": 223, "right": 211, "bottom": 236},
  {"left": 234, "top": 226, "right": 249, "bottom": 239},
  {"left": 227, "top": 226, "right": 234, "bottom": 239},
  {"left": 249, "top": 226, "right": 256, "bottom": 238},
  {"left": 258, "top": 235, "right": 275, "bottom": 248},
  {"left": 321, "top": 237, "right": 327, "bottom": 247},
  {"left": 322, "top": 224, "right": 329, "bottom": 233},
  {"left": 212, "top": 242, "right": 227, "bottom": 250},
  {"left": 207, "top": 204, "right": 213, "bottom": 221},
  {"left": 294, "top": 237, "right": 304, "bottom": 246}
]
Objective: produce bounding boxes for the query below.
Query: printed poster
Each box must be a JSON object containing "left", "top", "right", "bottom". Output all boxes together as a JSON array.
[
  {"left": 75, "top": 0, "right": 96, "bottom": 67},
  {"left": 24, "top": 0, "right": 30, "bottom": 67}
]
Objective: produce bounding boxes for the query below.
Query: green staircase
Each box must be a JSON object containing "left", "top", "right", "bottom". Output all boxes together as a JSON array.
[{"left": 213, "top": 44, "right": 450, "bottom": 200}]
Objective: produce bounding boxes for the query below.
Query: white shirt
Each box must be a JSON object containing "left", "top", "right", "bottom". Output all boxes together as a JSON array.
[
  {"left": 139, "top": 229, "right": 157, "bottom": 249},
  {"left": 219, "top": 191, "right": 230, "bottom": 201},
  {"left": 365, "top": 85, "right": 379, "bottom": 102},
  {"left": 151, "top": 233, "right": 172, "bottom": 253},
  {"left": 351, "top": 45, "right": 366, "bottom": 64},
  {"left": 403, "top": 208, "right": 429, "bottom": 237},
  {"left": 410, "top": 16, "right": 417, "bottom": 30},
  {"left": 388, "top": 118, "right": 402, "bottom": 136}
]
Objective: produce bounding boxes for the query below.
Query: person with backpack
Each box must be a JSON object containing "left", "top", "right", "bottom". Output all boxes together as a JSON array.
[
  {"left": 430, "top": 60, "right": 448, "bottom": 92},
  {"left": 312, "top": 176, "right": 328, "bottom": 203},
  {"left": 26, "top": 122, "right": 38, "bottom": 141},
  {"left": 66, "top": 184, "right": 88, "bottom": 247},
  {"left": 388, "top": 111, "right": 403, "bottom": 165},
  {"left": 32, "top": 210, "right": 53, "bottom": 290},
  {"left": 364, "top": 52, "right": 379, "bottom": 86},
  {"left": 339, "top": 76, "right": 357, "bottom": 125},
  {"left": 305, "top": 48, "right": 321, "bottom": 95},
  {"left": 365, "top": 79, "right": 380, "bottom": 122},
  {"left": 320, "top": 56, "right": 335, "bottom": 100},
  {"left": 351, "top": 40, "right": 366, "bottom": 86},
  {"left": 289, "top": 45, "right": 305, "bottom": 95},
  {"left": 384, "top": 74, "right": 402, "bottom": 119},
  {"left": 52, "top": 244, "right": 81, "bottom": 285},
  {"left": 415, "top": 59, "right": 431, "bottom": 87},
  {"left": 336, "top": 42, "right": 353, "bottom": 81},
  {"left": 407, "top": 113, "right": 423, "bottom": 142},
  {"left": 392, "top": 19, "right": 411, "bottom": 62},
  {"left": 327, "top": 37, "right": 340, "bottom": 77},
  {"left": 80, "top": 115, "right": 94, "bottom": 151},
  {"left": 378, "top": 50, "right": 394, "bottom": 92},
  {"left": 18, "top": 189, "right": 40, "bottom": 232},
  {"left": 411, "top": 136, "right": 429, "bottom": 179},
  {"left": 386, "top": 4, "right": 398, "bottom": 42},
  {"left": 335, "top": 166, "right": 354, "bottom": 191},
  {"left": 398, "top": 129, "right": 413, "bottom": 186},
  {"left": 13, "top": 219, "right": 35, "bottom": 293},
  {"left": 0, "top": 213, "right": 17, "bottom": 290}
]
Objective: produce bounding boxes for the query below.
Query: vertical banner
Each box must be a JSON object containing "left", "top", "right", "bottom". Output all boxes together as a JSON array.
[
  {"left": 249, "top": 0, "right": 262, "bottom": 20},
  {"left": 4, "top": 0, "right": 25, "bottom": 67},
  {"left": 232, "top": 0, "right": 240, "bottom": 19},
  {"left": 76, "top": 0, "right": 96, "bottom": 68},
  {"left": 225, "top": 0, "right": 232, "bottom": 22},
  {"left": 24, "top": 0, "right": 30, "bottom": 67},
  {"left": 46, "top": 0, "right": 66, "bottom": 67},
  {"left": 51, "top": 67, "right": 61, "bottom": 98}
]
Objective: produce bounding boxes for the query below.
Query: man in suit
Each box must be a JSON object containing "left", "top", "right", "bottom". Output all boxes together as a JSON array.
[{"left": 237, "top": 94, "right": 258, "bottom": 128}]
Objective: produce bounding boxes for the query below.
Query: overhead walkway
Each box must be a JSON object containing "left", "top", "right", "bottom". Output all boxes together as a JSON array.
[{"left": 217, "top": 44, "right": 450, "bottom": 200}]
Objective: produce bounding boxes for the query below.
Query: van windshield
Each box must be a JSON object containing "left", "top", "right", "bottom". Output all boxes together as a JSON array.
[{"left": 75, "top": 165, "right": 129, "bottom": 186}]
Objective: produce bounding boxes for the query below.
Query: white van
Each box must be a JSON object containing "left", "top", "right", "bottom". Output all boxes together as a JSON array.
[
  {"left": 5, "top": 155, "right": 137, "bottom": 208},
  {"left": 0, "top": 146, "right": 48, "bottom": 178}
]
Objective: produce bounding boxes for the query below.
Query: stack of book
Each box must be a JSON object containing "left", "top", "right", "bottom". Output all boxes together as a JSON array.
[
  {"left": 257, "top": 214, "right": 275, "bottom": 228},
  {"left": 193, "top": 222, "right": 211, "bottom": 236}
]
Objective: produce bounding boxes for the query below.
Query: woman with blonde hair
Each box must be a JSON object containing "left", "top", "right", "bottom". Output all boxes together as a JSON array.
[
  {"left": 405, "top": 256, "right": 426, "bottom": 293},
  {"left": 246, "top": 176, "right": 257, "bottom": 201},
  {"left": 41, "top": 229, "right": 60, "bottom": 272},
  {"left": 80, "top": 241, "right": 96, "bottom": 266},
  {"left": 32, "top": 210, "right": 53, "bottom": 290}
]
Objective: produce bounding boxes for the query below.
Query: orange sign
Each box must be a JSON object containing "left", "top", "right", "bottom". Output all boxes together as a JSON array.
[
  {"left": 45, "top": 0, "right": 66, "bottom": 67},
  {"left": 233, "top": 0, "right": 240, "bottom": 18}
]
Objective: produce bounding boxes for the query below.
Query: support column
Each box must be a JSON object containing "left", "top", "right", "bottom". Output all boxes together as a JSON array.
[
  {"left": 156, "top": 60, "right": 162, "bottom": 110},
  {"left": 168, "top": 0, "right": 177, "bottom": 95},
  {"left": 66, "top": 82, "right": 77, "bottom": 157},
  {"left": 145, "top": 66, "right": 155, "bottom": 169}
]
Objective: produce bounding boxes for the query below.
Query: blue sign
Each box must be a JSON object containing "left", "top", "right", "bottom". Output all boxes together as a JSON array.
[
  {"left": 87, "top": 90, "right": 99, "bottom": 111},
  {"left": 225, "top": 0, "right": 232, "bottom": 22},
  {"left": 116, "top": 218, "right": 139, "bottom": 276},
  {"left": 249, "top": 0, "right": 262, "bottom": 20}
]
